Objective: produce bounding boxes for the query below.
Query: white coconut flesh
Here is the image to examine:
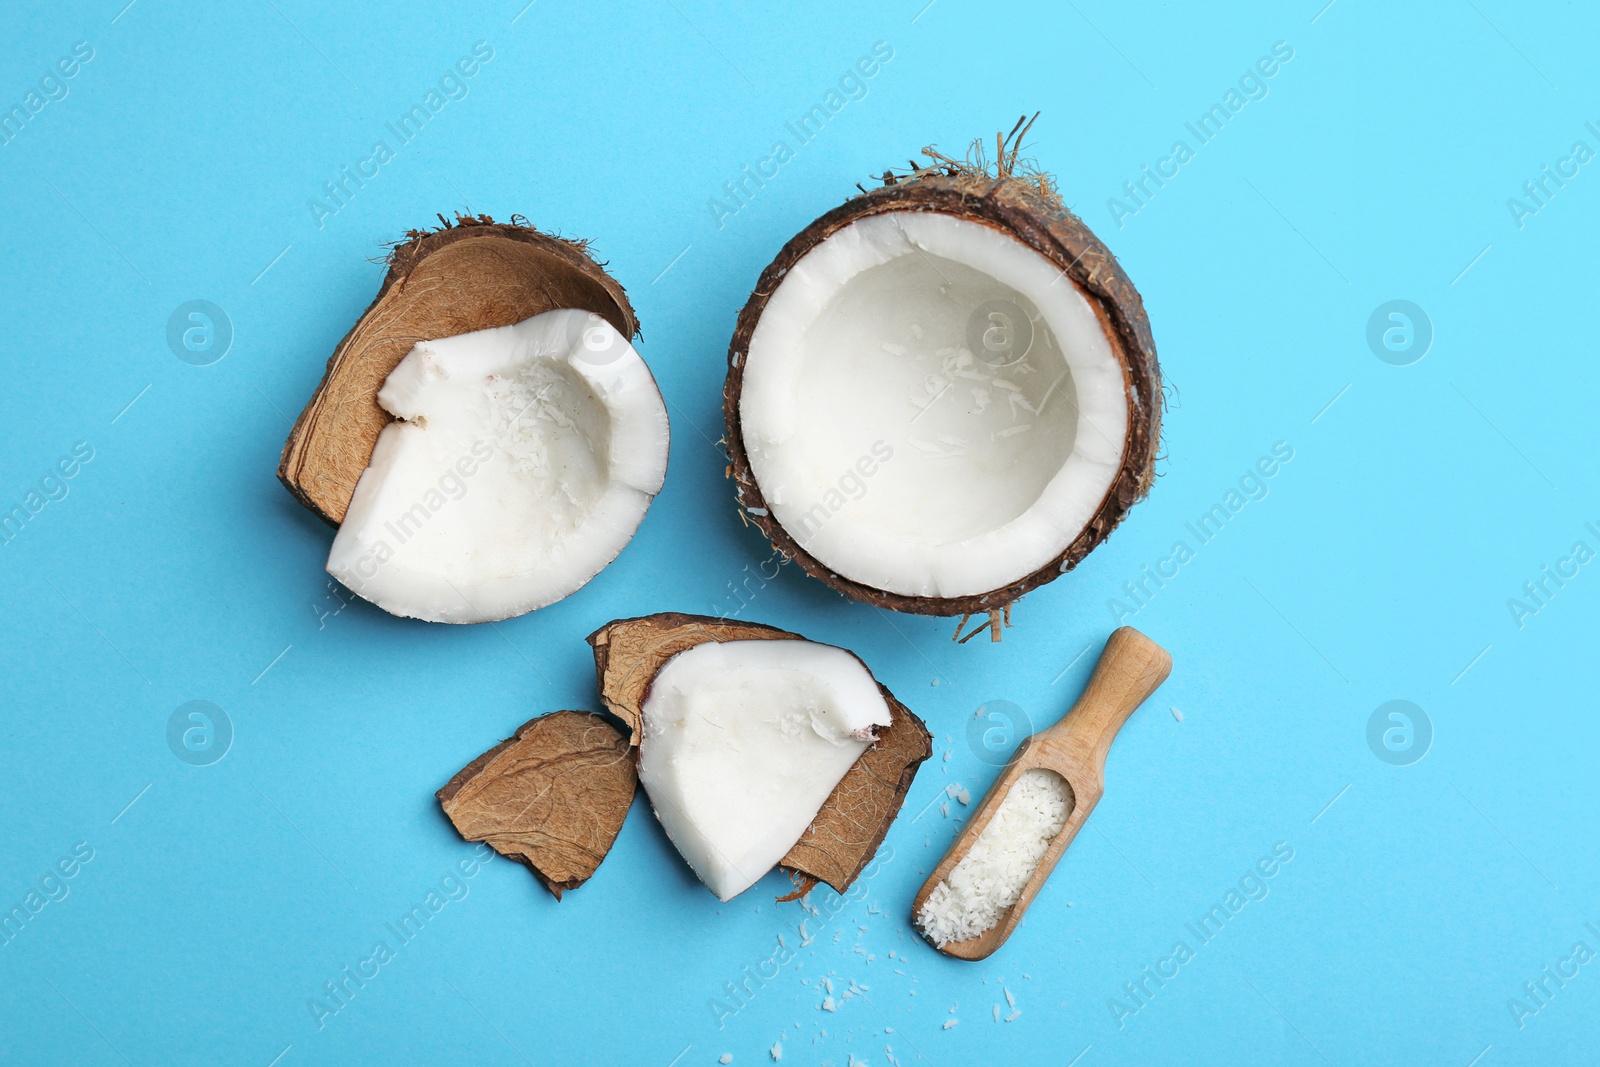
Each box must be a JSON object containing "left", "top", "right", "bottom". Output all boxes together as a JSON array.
[
  {"left": 637, "top": 639, "right": 893, "bottom": 901},
  {"left": 327, "top": 309, "right": 669, "bottom": 623},
  {"left": 739, "top": 212, "right": 1130, "bottom": 599}
]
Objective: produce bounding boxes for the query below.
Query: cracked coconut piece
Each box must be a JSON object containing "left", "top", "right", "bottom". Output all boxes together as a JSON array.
[{"left": 588, "top": 613, "right": 931, "bottom": 899}]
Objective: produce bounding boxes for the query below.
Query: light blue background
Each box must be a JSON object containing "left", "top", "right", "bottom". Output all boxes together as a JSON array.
[{"left": 2, "top": 1, "right": 1596, "bottom": 1063}]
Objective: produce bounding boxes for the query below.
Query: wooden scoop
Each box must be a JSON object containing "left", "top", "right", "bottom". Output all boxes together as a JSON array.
[{"left": 912, "top": 626, "right": 1171, "bottom": 959}]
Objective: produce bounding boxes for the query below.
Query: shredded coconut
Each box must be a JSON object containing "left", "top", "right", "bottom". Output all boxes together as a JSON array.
[{"left": 916, "top": 769, "right": 1072, "bottom": 947}]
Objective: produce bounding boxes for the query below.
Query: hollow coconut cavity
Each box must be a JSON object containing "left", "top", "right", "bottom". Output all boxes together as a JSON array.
[
  {"left": 724, "top": 124, "right": 1161, "bottom": 624},
  {"left": 278, "top": 216, "right": 668, "bottom": 623}
]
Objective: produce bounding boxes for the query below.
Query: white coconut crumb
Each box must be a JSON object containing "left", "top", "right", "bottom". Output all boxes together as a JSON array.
[
  {"left": 821, "top": 997, "right": 836, "bottom": 1012},
  {"left": 1172, "top": 706, "right": 1183, "bottom": 721},
  {"left": 939, "top": 802, "right": 949, "bottom": 818},
  {"left": 942, "top": 751, "right": 951, "bottom": 762},
  {"left": 1006, "top": 392, "right": 1038, "bottom": 419},
  {"left": 884, "top": 1027, "right": 894, "bottom": 1033},
  {"left": 992, "top": 1004, "right": 1000, "bottom": 1022},
  {"left": 745, "top": 506, "right": 769, "bottom": 516},
  {"left": 1006, "top": 1010, "right": 1021, "bottom": 1022},
  {"left": 957, "top": 787, "right": 970, "bottom": 805},
  {"left": 993, "top": 424, "right": 1032, "bottom": 439},
  {"left": 770, "top": 1040, "right": 782, "bottom": 1061},
  {"left": 720, "top": 1056, "right": 732, "bottom": 1065},
  {"left": 1004, "top": 988, "right": 1016, "bottom": 1008},
  {"left": 915, "top": 769, "right": 1072, "bottom": 947},
  {"left": 824, "top": 978, "right": 834, "bottom": 995},
  {"left": 942, "top": 1019, "right": 958, "bottom": 1030}
]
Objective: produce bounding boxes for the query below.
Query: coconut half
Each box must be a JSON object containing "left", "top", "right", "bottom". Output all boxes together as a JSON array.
[
  {"left": 724, "top": 124, "right": 1162, "bottom": 627},
  {"left": 277, "top": 215, "right": 668, "bottom": 623},
  {"left": 589, "top": 613, "right": 932, "bottom": 900}
]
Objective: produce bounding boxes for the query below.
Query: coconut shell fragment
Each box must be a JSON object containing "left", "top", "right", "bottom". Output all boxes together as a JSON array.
[
  {"left": 587, "top": 612, "right": 932, "bottom": 895},
  {"left": 437, "top": 711, "right": 636, "bottom": 899},
  {"left": 279, "top": 214, "right": 638, "bottom": 526}
]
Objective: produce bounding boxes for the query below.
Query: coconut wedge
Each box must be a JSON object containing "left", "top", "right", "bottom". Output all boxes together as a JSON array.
[
  {"left": 724, "top": 121, "right": 1162, "bottom": 632},
  {"left": 277, "top": 215, "right": 668, "bottom": 623},
  {"left": 589, "top": 613, "right": 932, "bottom": 900},
  {"left": 437, "top": 711, "right": 636, "bottom": 899}
]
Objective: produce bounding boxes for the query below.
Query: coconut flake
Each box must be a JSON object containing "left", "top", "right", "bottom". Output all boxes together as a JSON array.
[{"left": 915, "top": 769, "right": 1072, "bottom": 947}]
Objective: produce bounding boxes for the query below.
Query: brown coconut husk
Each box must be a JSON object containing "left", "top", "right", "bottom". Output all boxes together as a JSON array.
[
  {"left": 722, "top": 117, "right": 1163, "bottom": 622},
  {"left": 278, "top": 214, "right": 637, "bottom": 526},
  {"left": 437, "top": 710, "right": 636, "bottom": 900},
  {"left": 587, "top": 612, "right": 932, "bottom": 896}
]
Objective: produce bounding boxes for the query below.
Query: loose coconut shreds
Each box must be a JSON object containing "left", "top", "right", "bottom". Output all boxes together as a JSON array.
[{"left": 916, "top": 769, "right": 1072, "bottom": 947}]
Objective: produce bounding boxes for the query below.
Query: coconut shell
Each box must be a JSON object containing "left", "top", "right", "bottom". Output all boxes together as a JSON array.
[
  {"left": 587, "top": 612, "right": 932, "bottom": 895},
  {"left": 279, "top": 214, "right": 638, "bottom": 526},
  {"left": 437, "top": 711, "right": 636, "bottom": 900},
  {"left": 722, "top": 147, "right": 1162, "bottom": 619}
]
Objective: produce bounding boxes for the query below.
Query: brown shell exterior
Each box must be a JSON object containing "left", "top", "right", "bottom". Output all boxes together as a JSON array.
[
  {"left": 587, "top": 612, "right": 932, "bottom": 895},
  {"left": 278, "top": 215, "right": 638, "bottom": 526},
  {"left": 437, "top": 711, "right": 636, "bottom": 900},
  {"left": 722, "top": 173, "right": 1162, "bottom": 617}
]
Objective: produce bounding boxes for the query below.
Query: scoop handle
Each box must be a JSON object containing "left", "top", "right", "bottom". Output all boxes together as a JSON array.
[{"left": 1041, "top": 627, "right": 1171, "bottom": 772}]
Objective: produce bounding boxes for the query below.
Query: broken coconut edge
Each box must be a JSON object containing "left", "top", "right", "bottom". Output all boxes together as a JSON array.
[
  {"left": 436, "top": 710, "right": 637, "bottom": 900},
  {"left": 586, "top": 612, "right": 932, "bottom": 897},
  {"left": 721, "top": 129, "right": 1163, "bottom": 620},
  {"left": 279, "top": 213, "right": 641, "bottom": 527}
]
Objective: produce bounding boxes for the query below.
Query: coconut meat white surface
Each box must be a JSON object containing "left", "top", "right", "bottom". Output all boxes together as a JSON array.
[
  {"left": 739, "top": 211, "right": 1129, "bottom": 599},
  {"left": 327, "top": 309, "right": 669, "bottom": 623},
  {"left": 637, "top": 639, "right": 893, "bottom": 902}
]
